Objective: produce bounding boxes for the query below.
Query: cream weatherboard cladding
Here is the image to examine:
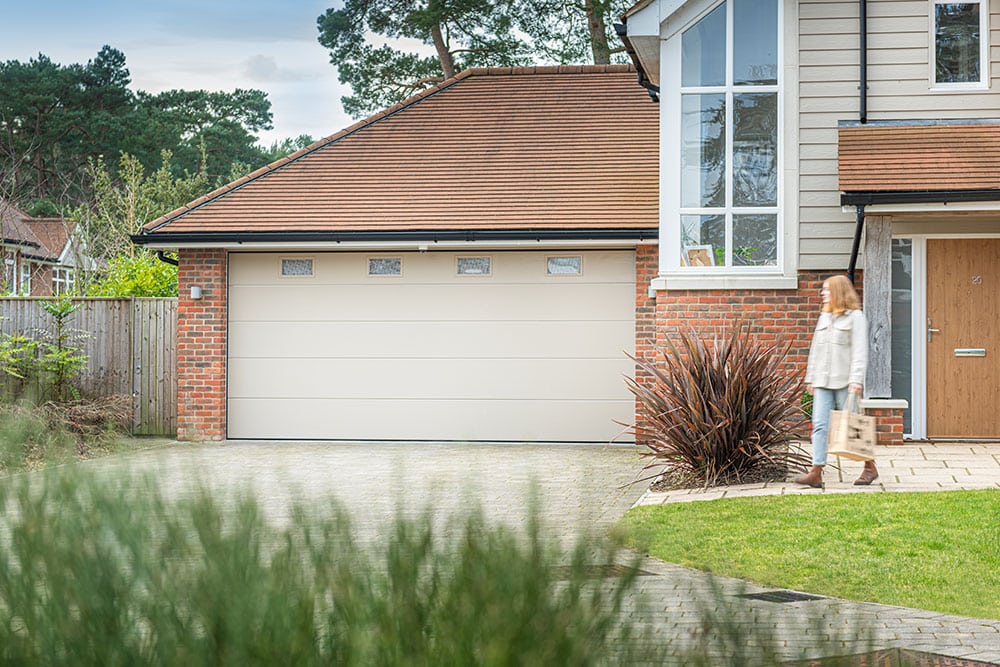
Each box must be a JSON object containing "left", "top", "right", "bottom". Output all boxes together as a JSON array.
[
  {"left": 798, "top": 0, "right": 1000, "bottom": 270},
  {"left": 227, "top": 250, "right": 636, "bottom": 442}
]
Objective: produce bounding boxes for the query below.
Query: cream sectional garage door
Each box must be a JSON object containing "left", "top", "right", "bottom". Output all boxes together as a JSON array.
[{"left": 227, "top": 251, "right": 635, "bottom": 442}]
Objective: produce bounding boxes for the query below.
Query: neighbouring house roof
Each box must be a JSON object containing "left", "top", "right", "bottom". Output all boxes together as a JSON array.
[
  {"left": 839, "top": 122, "right": 1000, "bottom": 205},
  {"left": 21, "top": 218, "right": 74, "bottom": 263},
  {"left": 0, "top": 200, "right": 81, "bottom": 264},
  {"left": 135, "top": 65, "right": 659, "bottom": 245},
  {"left": 0, "top": 200, "right": 40, "bottom": 250}
]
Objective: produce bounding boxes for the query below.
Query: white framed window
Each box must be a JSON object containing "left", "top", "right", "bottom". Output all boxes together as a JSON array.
[
  {"left": 546, "top": 255, "right": 582, "bottom": 275},
  {"left": 930, "top": 1, "right": 988, "bottom": 88},
  {"left": 456, "top": 256, "right": 491, "bottom": 276},
  {"left": 3, "top": 258, "right": 15, "bottom": 294},
  {"left": 20, "top": 261, "right": 32, "bottom": 295},
  {"left": 368, "top": 256, "right": 402, "bottom": 276},
  {"left": 280, "top": 257, "right": 314, "bottom": 277},
  {"left": 664, "top": 0, "right": 783, "bottom": 277},
  {"left": 52, "top": 267, "right": 74, "bottom": 295}
]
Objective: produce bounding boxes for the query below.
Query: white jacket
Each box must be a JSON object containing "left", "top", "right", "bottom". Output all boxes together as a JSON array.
[{"left": 804, "top": 309, "right": 867, "bottom": 389}]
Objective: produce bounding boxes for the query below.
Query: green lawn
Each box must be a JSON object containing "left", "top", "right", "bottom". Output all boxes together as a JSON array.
[{"left": 620, "top": 490, "right": 1000, "bottom": 620}]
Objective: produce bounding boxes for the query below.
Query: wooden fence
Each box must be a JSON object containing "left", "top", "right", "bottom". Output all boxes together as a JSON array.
[{"left": 0, "top": 298, "right": 178, "bottom": 435}]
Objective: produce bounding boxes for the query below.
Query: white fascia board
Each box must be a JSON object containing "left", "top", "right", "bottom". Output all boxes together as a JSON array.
[
  {"left": 138, "top": 239, "right": 660, "bottom": 252},
  {"left": 625, "top": 0, "right": 662, "bottom": 36},
  {"left": 843, "top": 202, "right": 1000, "bottom": 215}
]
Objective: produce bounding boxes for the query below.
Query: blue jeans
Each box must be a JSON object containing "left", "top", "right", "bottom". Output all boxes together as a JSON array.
[{"left": 811, "top": 387, "right": 849, "bottom": 466}]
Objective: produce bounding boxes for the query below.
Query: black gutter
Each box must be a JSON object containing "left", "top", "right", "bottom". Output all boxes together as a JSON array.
[
  {"left": 613, "top": 20, "right": 660, "bottom": 103},
  {"left": 0, "top": 237, "right": 40, "bottom": 248},
  {"left": 132, "top": 228, "right": 658, "bottom": 245},
  {"left": 155, "top": 250, "right": 179, "bottom": 266},
  {"left": 841, "top": 189, "right": 1000, "bottom": 206},
  {"left": 847, "top": 205, "right": 865, "bottom": 285},
  {"left": 859, "top": 0, "right": 868, "bottom": 124}
]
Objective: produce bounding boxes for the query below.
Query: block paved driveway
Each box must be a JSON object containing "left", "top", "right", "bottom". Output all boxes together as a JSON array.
[{"left": 87, "top": 441, "right": 1000, "bottom": 665}]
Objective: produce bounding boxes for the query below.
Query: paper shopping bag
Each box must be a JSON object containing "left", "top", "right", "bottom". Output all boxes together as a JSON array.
[{"left": 827, "top": 399, "right": 876, "bottom": 462}]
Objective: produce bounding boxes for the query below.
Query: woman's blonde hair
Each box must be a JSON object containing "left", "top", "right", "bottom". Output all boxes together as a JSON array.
[{"left": 822, "top": 275, "right": 861, "bottom": 314}]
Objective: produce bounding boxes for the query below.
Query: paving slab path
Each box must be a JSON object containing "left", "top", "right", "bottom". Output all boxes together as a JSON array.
[{"left": 84, "top": 440, "right": 1000, "bottom": 664}]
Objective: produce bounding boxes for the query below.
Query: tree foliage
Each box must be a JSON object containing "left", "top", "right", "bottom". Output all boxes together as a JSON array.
[
  {"left": 86, "top": 254, "right": 177, "bottom": 298},
  {"left": 0, "top": 46, "right": 282, "bottom": 210},
  {"left": 72, "top": 150, "right": 207, "bottom": 264},
  {"left": 317, "top": 0, "right": 628, "bottom": 118}
]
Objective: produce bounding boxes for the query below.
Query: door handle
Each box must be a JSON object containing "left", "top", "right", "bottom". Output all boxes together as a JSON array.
[{"left": 927, "top": 317, "right": 941, "bottom": 342}]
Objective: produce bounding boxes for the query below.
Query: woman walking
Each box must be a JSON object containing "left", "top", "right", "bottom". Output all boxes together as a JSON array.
[{"left": 796, "top": 275, "right": 878, "bottom": 488}]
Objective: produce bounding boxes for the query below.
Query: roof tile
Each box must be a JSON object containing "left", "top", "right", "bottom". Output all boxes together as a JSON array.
[{"left": 839, "top": 124, "right": 1000, "bottom": 192}]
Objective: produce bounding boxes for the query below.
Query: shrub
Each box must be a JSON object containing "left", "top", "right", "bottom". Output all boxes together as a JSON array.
[
  {"left": 0, "top": 402, "right": 78, "bottom": 473},
  {"left": 625, "top": 321, "right": 809, "bottom": 488},
  {"left": 0, "top": 470, "right": 665, "bottom": 666},
  {"left": 86, "top": 253, "right": 178, "bottom": 297}
]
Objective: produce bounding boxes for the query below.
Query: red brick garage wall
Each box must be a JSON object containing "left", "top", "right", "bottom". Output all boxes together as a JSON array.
[{"left": 176, "top": 249, "right": 227, "bottom": 441}]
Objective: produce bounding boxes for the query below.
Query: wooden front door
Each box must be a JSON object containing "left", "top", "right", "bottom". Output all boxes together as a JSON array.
[{"left": 926, "top": 239, "right": 1000, "bottom": 438}]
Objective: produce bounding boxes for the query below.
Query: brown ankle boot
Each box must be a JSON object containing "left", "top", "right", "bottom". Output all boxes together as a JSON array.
[
  {"left": 854, "top": 461, "right": 879, "bottom": 486},
  {"left": 795, "top": 465, "right": 824, "bottom": 488}
]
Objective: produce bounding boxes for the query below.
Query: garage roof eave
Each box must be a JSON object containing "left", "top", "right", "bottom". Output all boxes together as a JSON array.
[{"left": 131, "top": 228, "right": 660, "bottom": 248}]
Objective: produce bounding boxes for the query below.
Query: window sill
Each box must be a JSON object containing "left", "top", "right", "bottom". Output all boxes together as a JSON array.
[{"left": 650, "top": 273, "right": 799, "bottom": 291}]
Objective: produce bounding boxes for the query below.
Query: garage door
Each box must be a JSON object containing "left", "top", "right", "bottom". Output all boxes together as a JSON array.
[{"left": 227, "top": 250, "right": 636, "bottom": 442}]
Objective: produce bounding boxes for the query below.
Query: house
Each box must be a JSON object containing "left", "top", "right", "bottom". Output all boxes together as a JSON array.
[
  {"left": 0, "top": 200, "right": 91, "bottom": 296},
  {"left": 619, "top": 0, "right": 1000, "bottom": 440},
  {"left": 133, "top": 66, "right": 659, "bottom": 442}
]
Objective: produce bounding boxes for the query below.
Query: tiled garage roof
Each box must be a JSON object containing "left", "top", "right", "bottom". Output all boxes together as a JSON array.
[
  {"left": 839, "top": 123, "right": 1000, "bottom": 192},
  {"left": 140, "top": 65, "right": 658, "bottom": 238}
]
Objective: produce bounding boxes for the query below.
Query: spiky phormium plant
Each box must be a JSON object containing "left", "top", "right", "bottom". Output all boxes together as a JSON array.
[{"left": 625, "top": 321, "right": 810, "bottom": 489}]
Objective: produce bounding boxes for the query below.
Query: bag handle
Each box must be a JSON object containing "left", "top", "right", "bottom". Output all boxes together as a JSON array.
[{"left": 844, "top": 391, "right": 862, "bottom": 414}]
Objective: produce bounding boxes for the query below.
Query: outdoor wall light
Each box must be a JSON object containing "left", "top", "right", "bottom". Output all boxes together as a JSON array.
[{"left": 190, "top": 285, "right": 203, "bottom": 300}]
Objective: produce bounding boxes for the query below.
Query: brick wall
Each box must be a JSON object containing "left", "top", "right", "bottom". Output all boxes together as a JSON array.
[
  {"left": 634, "top": 268, "right": 904, "bottom": 447},
  {"left": 176, "top": 249, "right": 227, "bottom": 441}
]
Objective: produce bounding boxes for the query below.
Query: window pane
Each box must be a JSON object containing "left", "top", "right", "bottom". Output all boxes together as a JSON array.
[
  {"left": 281, "top": 258, "right": 313, "bottom": 276},
  {"left": 935, "top": 3, "right": 981, "bottom": 83},
  {"left": 733, "top": 93, "right": 778, "bottom": 206},
  {"left": 681, "top": 94, "right": 726, "bottom": 208},
  {"left": 546, "top": 256, "right": 581, "bottom": 275},
  {"left": 891, "top": 239, "right": 913, "bottom": 433},
  {"left": 732, "top": 214, "right": 777, "bottom": 266},
  {"left": 368, "top": 257, "right": 401, "bottom": 275},
  {"left": 457, "top": 257, "right": 491, "bottom": 275},
  {"left": 682, "top": 3, "right": 726, "bottom": 87},
  {"left": 682, "top": 214, "right": 725, "bottom": 266},
  {"left": 734, "top": 0, "right": 778, "bottom": 85}
]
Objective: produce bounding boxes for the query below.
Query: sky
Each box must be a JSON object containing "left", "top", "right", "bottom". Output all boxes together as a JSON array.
[{"left": 3, "top": 0, "right": 357, "bottom": 146}]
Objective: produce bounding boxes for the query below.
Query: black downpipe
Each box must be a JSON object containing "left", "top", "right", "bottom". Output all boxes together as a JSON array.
[
  {"left": 859, "top": 0, "right": 868, "bottom": 123},
  {"left": 847, "top": 204, "right": 865, "bottom": 285},
  {"left": 847, "top": 0, "right": 869, "bottom": 283},
  {"left": 155, "top": 250, "right": 178, "bottom": 266}
]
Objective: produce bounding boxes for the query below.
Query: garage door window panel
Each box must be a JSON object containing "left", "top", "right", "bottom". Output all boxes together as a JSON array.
[
  {"left": 457, "top": 256, "right": 492, "bottom": 276},
  {"left": 546, "top": 256, "right": 583, "bottom": 275},
  {"left": 281, "top": 258, "right": 314, "bottom": 277},
  {"left": 368, "top": 257, "right": 402, "bottom": 276}
]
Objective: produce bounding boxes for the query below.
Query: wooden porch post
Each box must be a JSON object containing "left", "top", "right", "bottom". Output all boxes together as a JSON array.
[{"left": 863, "top": 215, "right": 892, "bottom": 398}]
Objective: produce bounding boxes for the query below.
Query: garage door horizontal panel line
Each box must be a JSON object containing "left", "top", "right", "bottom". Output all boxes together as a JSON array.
[{"left": 228, "top": 318, "right": 633, "bottom": 324}]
